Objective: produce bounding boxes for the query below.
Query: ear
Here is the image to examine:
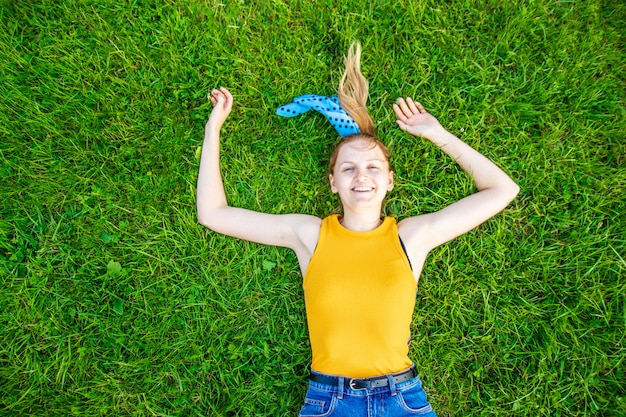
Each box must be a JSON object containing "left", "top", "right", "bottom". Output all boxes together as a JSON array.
[
  {"left": 387, "top": 171, "right": 395, "bottom": 191},
  {"left": 329, "top": 174, "right": 338, "bottom": 194}
]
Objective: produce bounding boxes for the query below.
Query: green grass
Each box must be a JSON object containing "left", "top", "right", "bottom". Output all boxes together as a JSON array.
[{"left": 1, "top": 0, "right": 624, "bottom": 415}]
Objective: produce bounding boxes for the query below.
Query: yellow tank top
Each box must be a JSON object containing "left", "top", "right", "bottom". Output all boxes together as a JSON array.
[{"left": 303, "top": 214, "right": 417, "bottom": 378}]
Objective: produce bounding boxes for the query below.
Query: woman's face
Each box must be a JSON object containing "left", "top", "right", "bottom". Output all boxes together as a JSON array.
[{"left": 329, "top": 138, "right": 394, "bottom": 210}]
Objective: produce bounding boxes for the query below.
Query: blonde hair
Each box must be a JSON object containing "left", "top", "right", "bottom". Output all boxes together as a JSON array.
[
  {"left": 329, "top": 42, "right": 389, "bottom": 174},
  {"left": 337, "top": 42, "right": 375, "bottom": 136}
]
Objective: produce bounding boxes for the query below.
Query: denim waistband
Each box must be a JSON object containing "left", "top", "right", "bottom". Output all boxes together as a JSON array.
[
  {"left": 310, "top": 365, "right": 417, "bottom": 391},
  {"left": 308, "top": 365, "right": 421, "bottom": 397}
]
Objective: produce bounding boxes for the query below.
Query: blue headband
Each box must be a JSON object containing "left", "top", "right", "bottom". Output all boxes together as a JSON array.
[{"left": 276, "top": 94, "right": 360, "bottom": 137}]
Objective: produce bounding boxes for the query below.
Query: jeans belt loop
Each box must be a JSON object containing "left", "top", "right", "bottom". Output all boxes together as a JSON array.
[
  {"left": 388, "top": 373, "right": 397, "bottom": 396},
  {"left": 337, "top": 376, "right": 344, "bottom": 399}
]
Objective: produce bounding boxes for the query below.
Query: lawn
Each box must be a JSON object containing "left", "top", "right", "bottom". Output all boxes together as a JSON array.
[{"left": 1, "top": 0, "right": 624, "bottom": 416}]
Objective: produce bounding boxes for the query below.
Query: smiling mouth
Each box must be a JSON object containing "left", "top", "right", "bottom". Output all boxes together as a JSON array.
[{"left": 352, "top": 186, "right": 374, "bottom": 192}]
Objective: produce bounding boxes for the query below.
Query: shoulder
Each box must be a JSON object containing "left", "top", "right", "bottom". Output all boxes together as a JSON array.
[
  {"left": 397, "top": 214, "right": 431, "bottom": 237},
  {"left": 292, "top": 214, "right": 323, "bottom": 234},
  {"left": 290, "top": 214, "right": 322, "bottom": 252},
  {"left": 397, "top": 214, "right": 436, "bottom": 255}
]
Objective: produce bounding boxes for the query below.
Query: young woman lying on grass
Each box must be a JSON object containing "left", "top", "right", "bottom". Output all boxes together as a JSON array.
[{"left": 197, "top": 42, "right": 519, "bottom": 417}]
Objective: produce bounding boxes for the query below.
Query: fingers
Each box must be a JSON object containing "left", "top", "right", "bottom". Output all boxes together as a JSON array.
[
  {"left": 394, "top": 97, "right": 425, "bottom": 118},
  {"left": 209, "top": 87, "right": 233, "bottom": 108},
  {"left": 405, "top": 97, "right": 422, "bottom": 114},
  {"left": 396, "top": 99, "right": 409, "bottom": 119},
  {"left": 208, "top": 89, "right": 219, "bottom": 105},
  {"left": 219, "top": 86, "right": 232, "bottom": 102},
  {"left": 392, "top": 103, "right": 403, "bottom": 120},
  {"left": 220, "top": 87, "right": 234, "bottom": 109},
  {"left": 210, "top": 89, "right": 224, "bottom": 104},
  {"left": 395, "top": 119, "right": 408, "bottom": 131},
  {"left": 404, "top": 98, "right": 420, "bottom": 115},
  {"left": 413, "top": 100, "right": 425, "bottom": 114}
]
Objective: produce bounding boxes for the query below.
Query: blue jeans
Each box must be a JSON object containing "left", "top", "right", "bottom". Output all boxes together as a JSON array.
[{"left": 298, "top": 369, "right": 437, "bottom": 417}]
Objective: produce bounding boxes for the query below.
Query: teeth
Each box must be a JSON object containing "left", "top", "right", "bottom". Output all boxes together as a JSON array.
[{"left": 353, "top": 186, "right": 374, "bottom": 191}]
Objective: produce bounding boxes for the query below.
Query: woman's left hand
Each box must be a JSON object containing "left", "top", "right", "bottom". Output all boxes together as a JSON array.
[{"left": 393, "top": 97, "right": 443, "bottom": 140}]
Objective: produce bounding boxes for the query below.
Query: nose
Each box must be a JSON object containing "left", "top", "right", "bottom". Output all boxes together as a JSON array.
[{"left": 355, "top": 168, "right": 368, "bottom": 181}]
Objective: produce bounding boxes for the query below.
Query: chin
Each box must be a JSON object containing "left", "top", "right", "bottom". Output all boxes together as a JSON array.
[{"left": 344, "top": 198, "right": 384, "bottom": 209}]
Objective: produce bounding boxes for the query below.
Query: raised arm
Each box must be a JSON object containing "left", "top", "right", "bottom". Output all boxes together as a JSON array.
[
  {"left": 198, "top": 87, "right": 234, "bottom": 216},
  {"left": 196, "top": 88, "right": 320, "bottom": 254},
  {"left": 394, "top": 98, "right": 519, "bottom": 252}
]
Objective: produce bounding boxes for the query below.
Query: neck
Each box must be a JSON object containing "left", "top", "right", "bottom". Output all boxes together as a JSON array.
[{"left": 339, "top": 209, "right": 383, "bottom": 232}]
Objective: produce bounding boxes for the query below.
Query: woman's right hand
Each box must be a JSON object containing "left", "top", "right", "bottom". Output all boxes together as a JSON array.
[{"left": 206, "top": 87, "right": 233, "bottom": 131}]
